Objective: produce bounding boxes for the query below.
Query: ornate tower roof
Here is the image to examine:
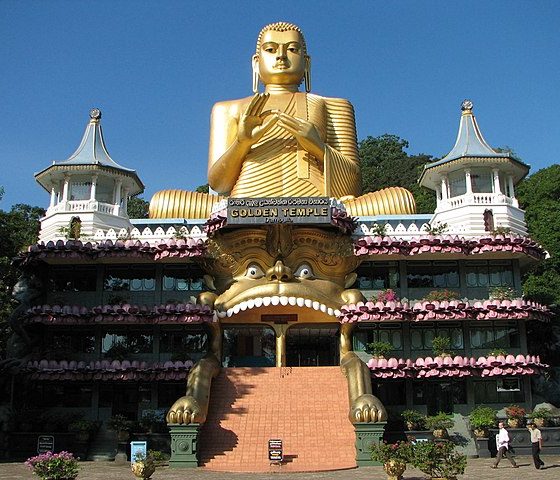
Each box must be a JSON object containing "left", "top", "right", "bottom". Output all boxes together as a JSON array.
[
  {"left": 419, "top": 100, "right": 529, "bottom": 190},
  {"left": 35, "top": 108, "right": 144, "bottom": 195}
]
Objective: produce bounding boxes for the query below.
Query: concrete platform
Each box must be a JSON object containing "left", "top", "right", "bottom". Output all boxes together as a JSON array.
[{"left": 1, "top": 455, "right": 559, "bottom": 479}]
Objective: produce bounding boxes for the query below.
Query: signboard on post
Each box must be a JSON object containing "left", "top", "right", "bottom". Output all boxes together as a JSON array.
[
  {"left": 130, "top": 441, "right": 147, "bottom": 463},
  {"left": 227, "top": 197, "right": 332, "bottom": 226},
  {"left": 268, "top": 439, "right": 283, "bottom": 464},
  {"left": 37, "top": 435, "right": 54, "bottom": 454}
]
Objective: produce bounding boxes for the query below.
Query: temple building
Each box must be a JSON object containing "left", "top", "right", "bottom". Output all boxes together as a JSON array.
[{"left": 3, "top": 21, "right": 551, "bottom": 472}]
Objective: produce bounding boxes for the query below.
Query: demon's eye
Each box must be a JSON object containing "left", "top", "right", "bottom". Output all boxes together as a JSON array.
[
  {"left": 246, "top": 264, "right": 265, "bottom": 279},
  {"left": 294, "top": 263, "right": 314, "bottom": 279}
]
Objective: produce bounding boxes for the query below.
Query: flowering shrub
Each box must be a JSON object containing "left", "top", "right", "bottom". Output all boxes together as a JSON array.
[
  {"left": 489, "top": 286, "right": 516, "bottom": 300},
  {"left": 424, "top": 289, "right": 459, "bottom": 302},
  {"left": 411, "top": 441, "right": 466, "bottom": 478},
  {"left": 371, "top": 441, "right": 413, "bottom": 464},
  {"left": 505, "top": 405, "right": 526, "bottom": 419},
  {"left": 375, "top": 289, "right": 400, "bottom": 303},
  {"left": 25, "top": 451, "right": 79, "bottom": 480}
]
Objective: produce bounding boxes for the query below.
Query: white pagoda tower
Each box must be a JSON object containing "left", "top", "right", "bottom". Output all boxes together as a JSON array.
[
  {"left": 419, "top": 100, "right": 529, "bottom": 236},
  {"left": 35, "top": 108, "right": 144, "bottom": 242}
]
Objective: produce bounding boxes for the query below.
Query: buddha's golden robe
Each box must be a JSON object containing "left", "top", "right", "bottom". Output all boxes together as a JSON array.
[
  {"left": 149, "top": 93, "right": 415, "bottom": 218},
  {"left": 226, "top": 93, "right": 361, "bottom": 199}
]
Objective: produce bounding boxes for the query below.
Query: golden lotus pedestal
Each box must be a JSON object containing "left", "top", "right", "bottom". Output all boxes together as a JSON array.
[{"left": 384, "top": 459, "right": 406, "bottom": 480}]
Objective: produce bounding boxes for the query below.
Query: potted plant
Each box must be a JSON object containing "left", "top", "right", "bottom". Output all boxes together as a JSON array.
[
  {"left": 468, "top": 406, "right": 496, "bottom": 438},
  {"left": 505, "top": 405, "right": 526, "bottom": 428},
  {"left": 487, "top": 348, "right": 507, "bottom": 357},
  {"left": 371, "top": 441, "right": 413, "bottom": 480},
  {"left": 69, "top": 419, "right": 99, "bottom": 442},
  {"left": 431, "top": 336, "right": 453, "bottom": 358},
  {"left": 131, "top": 451, "right": 156, "bottom": 479},
  {"left": 528, "top": 408, "right": 550, "bottom": 428},
  {"left": 411, "top": 440, "right": 467, "bottom": 480},
  {"left": 489, "top": 286, "right": 516, "bottom": 300},
  {"left": 366, "top": 340, "right": 393, "bottom": 359},
  {"left": 426, "top": 412, "right": 454, "bottom": 439},
  {"left": 25, "top": 451, "right": 80, "bottom": 480},
  {"left": 401, "top": 409, "right": 427, "bottom": 431},
  {"left": 107, "top": 414, "right": 133, "bottom": 442},
  {"left": 375, "top": 288, "right": 400, "bottom": 303}
]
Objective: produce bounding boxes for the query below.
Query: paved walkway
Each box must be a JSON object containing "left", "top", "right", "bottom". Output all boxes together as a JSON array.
[{"left": 1, "top": 456, "right": 559, "bottom": 479}]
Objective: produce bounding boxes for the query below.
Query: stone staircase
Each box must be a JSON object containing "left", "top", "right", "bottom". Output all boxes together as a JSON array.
[{"left": 199, "top": 366, "right": 356, "bottom": 472}]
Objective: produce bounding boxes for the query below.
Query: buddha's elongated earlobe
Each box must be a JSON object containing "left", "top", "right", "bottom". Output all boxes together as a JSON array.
[
  {"left": 304, "top": 56, "right": 311, "bottom": 92},
  {"left": 252, "top": 55, "right": 259, "bottom": 93}
]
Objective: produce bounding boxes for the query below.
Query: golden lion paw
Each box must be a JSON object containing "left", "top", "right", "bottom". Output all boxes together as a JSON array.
[
  {"left": 351, "top": 394, "right": 387, "bottom": 423},
  {"left": 166, "top": 396, "right": 204, "bottom": 424}
]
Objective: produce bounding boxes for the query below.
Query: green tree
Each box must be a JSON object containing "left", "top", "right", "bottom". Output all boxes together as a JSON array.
[
  {"left": 0, "top": 203, "right": 44, "bottom": 358},
  {"left": 358, "top": 134, "right": 436, "bottom": 213},
  {"left": 195, "top": 184, "right": 209, "bottom": 193},
  {"left": 127, "top": 196, "right": 150, "bottom": 219}
]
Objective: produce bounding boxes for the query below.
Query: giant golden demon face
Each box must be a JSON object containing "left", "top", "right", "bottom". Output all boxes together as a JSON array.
[{"left": 201, "top": 225, "right": 365, "bottom": 320}]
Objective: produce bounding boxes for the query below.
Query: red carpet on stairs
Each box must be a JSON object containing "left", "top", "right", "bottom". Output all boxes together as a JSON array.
[{"left": 199, "top": 366, "right": 357, "bottom": 472}]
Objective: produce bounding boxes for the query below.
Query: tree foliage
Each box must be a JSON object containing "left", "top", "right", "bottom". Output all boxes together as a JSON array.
[
  {"left": 358, "top": 134, "right": 436, "bottom": 213},
  {"left": 0, "top": 203, "right": 44, "bottom": 358},
  {"left": 127, "top": 196, "right": 150, "bottom": 219}
]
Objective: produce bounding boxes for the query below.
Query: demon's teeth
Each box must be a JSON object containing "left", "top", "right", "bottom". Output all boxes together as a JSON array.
[
  {"left": 296, "top": 297, "right": 305, "bottom": 307},
  {"left": 218, "top": 297, "right": 339, "bottom": 317},
  {"left": 263, "top": 296, "right": 271, "bottom": 306},
  {"left": 247, "top": 299, "right": 255, "bottom": 309},
  {"left": 254, "top": 297, "right": 263, "bottom": 307},
  {"left": 327, "top": 307, "right": 334, "bottom": 316},
  {"left": 288, "top": 296, "right": 297, "bottom": 306},
  {"left": 271, "top": 296, "right": 280, "bottom": 306},
  {"left": 312, "top": 301, "right": 320, "bottom": 310},
  {"left": 304, "top": 299, "right": 312, "bottom": 308},
  {"left": 226, "top": 309, "right": 233, "bottom": 317},
  {"left": 334, "top": 309, "right": 341, "bottom": 317},
  {"left": 320, "top": 304, "right": 327, "bottom": 313},
  {"left": 217, "top": 310, "right": 227, "bottom": 318},
  {"left": 280, "top": 296, "right": 289, "bottom": 306},
  {"left": 239, "top": 301, "right": 248, "bottom": 311}
]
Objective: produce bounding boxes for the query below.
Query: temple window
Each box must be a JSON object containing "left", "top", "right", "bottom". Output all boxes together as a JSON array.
[
  {"left": 473, "top": 378, "right": 524, "bottom": 404},
  {"left": 222, "top": 325, "right": 276, "bottom": 367},
  {"left": 470, "top": 169, "right": 493, "bottom": 193},
  {"left": 69, "top": 181, "right": 92, "bottom": 200},
  {"left": 406, "top": 261, "right": 459, "bottom": 289},
  {"left": 410, "top": 322, "right": 464, "bottom": 351},
  {"left": 38, "top": 383, "right": 93, "bottom": 408},
  {"left": 50, "top": 330, "right": 96, "bottom": 356},
  {"left": 162, "top": 265, "right": 205, "bottom": 292},
  {"left": 49, "top": 266, "right": 97, "bottom": 292},
  {"left": 465, "top": 260, "right": 514, "bottom": 288},
  {"left": 102, "top": 328, "right": 154, "bottom": 357},
  {"left": 448, "top": 171, "right": 466, "bottom": 197},
  {"left": 353, "top": 323, "right": 403, "bottom": 353},
  {"left": 469, "top": 321, "right": 519, "bottom": 350},
  {"left": 412, "top": 380, "right": 467, "bottom": 407},
  {"left": 354, "top": 261, "right": 400, "bottom": 290},
  {"left": 103, "top": 266, "right": 156, "bottom": 291},
  {"left": 159, "top": 326, "right": 208, "bottom": 362}
]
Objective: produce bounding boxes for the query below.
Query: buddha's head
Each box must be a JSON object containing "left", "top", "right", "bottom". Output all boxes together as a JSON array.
[{"left": 253, "top": 22, "right": 310, "bottom": 91}]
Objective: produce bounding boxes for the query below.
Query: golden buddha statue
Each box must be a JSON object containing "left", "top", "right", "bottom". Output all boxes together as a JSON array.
[{"left": 150, "top": 22, "right": 415, "bottom": 218}]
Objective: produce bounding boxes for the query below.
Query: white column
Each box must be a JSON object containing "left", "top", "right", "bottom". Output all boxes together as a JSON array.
[
  {"left": 90, "top": 175, "right": 98, "bottom": 201},
  {"left": 62, "top": 175, "right": 70, "bottom": 202},
  {"left": 465, "top": 169, "right": 473, "bottom": 194},
  {"left": 49, "top": 188, "right": 56, "bottom": 208},
  {"left": 113, "top": 180, "right": 123, "bottom": 215},
  {"left": 441, "top": 176, "right": 448, "bottom": 200},
  {"left": 492, "top": 169, "right": 501, "bottom": 194},
  {"left": 122, "top": 188, "right": 129, "bottom": 216},
  {"left": 507, "top": 176, "right": 515, "bottom": 198}
]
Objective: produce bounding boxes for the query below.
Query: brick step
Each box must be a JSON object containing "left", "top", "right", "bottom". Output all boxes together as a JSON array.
[{"left": 199, "top": 366, "right": 356, "bottom": 472}]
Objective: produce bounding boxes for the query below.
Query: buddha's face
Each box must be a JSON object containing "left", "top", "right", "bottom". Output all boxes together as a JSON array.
[{"left": 256, "top": 29, "right": 306, "bottom": 86}]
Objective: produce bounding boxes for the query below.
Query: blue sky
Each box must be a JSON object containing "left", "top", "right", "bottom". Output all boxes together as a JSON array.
[{"left": 1, "top": 1, "right": 559, "bottom": 209}]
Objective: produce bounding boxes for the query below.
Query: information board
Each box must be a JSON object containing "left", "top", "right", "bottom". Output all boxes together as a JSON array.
[
  {"left": 268, "top": 439, "right": 283, "bottom": 463},
  {"left": 130, "top": 441, "right": 147, "bottom": 463},
  {"left": 37, "top": 435, "right": 54, "bottom": 454}
]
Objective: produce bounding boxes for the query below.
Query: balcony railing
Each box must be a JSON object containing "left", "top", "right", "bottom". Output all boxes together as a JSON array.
[
  {"left": 440, "top": 193, "right": 518, "bottom": 210},
  {"left": 47, "top": 200, "right": 122, "bottom": 216}
]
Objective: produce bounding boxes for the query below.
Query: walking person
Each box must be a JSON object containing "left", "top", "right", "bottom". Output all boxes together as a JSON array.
[
  {"left": 492, "top": 421, "right": 518, "bottom": 468},
  {"left": 528, "top": 421, "right": 545, "bottom": 469}
]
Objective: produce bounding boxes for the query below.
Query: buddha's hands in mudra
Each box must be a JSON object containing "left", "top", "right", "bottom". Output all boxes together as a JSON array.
[
  {"left": 237, "top": 93, "right": 278, "bottom": 147},
  {"left": 277, "top": 111, "right": 325, "bottom": 161}
]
